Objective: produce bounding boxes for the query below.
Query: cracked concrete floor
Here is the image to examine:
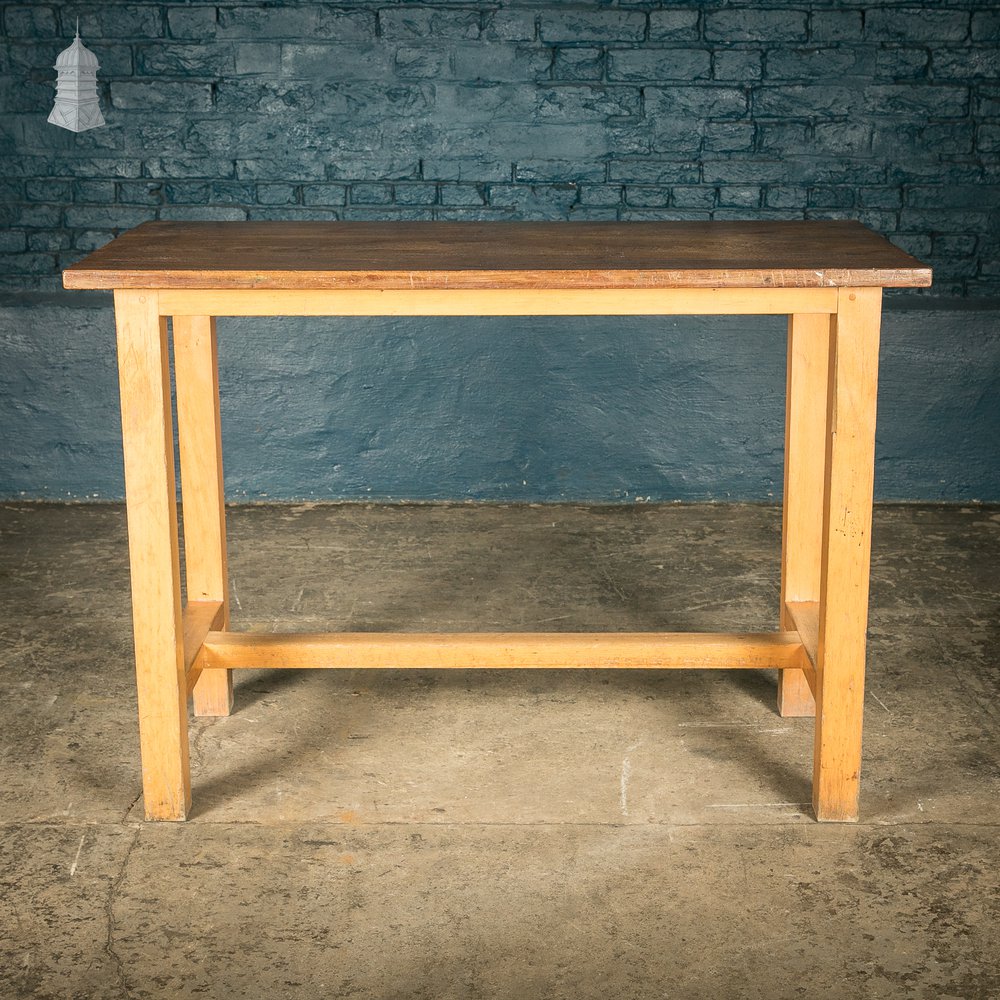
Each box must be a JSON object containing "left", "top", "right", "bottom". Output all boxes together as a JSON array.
[{"left": 1, "top": 502, "right": 998, "bottom": 999}]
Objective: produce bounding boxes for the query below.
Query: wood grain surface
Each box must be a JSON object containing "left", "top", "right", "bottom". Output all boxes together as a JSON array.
[{"left": 64, "top": 220, "right": 931, "bottom": 290}]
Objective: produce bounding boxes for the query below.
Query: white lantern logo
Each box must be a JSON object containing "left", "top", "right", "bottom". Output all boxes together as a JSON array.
[{"left": 48, "top": 20, "right": 105, "bottom": 133}]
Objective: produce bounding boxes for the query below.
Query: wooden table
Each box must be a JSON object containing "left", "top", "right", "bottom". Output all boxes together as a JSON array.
[{"left": 65, "top": 220, "right": 931, "bottom": 822}]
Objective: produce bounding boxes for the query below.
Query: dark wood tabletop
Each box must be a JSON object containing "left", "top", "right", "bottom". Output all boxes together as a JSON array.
[{"left": 63, "top": 220, "right": 931, "bottom": 291}]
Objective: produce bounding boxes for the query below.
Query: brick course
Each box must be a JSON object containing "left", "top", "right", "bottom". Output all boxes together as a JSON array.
[{"left": 1, "top": 0, "right": 998, "bottom": 295}]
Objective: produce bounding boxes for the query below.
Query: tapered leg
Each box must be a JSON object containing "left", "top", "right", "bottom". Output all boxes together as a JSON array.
[
  {"left": 115, "top": 290, "right": 190, "bottom": 821},
  {"left": 778, "top": 313, "right": 831, "bottom": 717},
  {"left": 174, "top": 315, "right": 233, "bottom": 716},
  {"left": 813, "top": 287, "right": 882, "bottom": 822}
]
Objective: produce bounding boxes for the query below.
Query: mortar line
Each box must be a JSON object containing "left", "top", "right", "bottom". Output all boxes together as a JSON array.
[{"left": 104, "top": 824, "right": 140, "bottom": 1000}]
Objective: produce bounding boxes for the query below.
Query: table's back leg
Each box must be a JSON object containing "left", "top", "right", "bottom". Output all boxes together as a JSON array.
[
  {"left": 174, "top": 315, "right": 233, "bottom": 717},
  {"left": 813, "top": 287, "right": 882, "bottom": 822},
  {"left": 114, "top": 290, "right": 191, "bottom": 821},
  {"left": 778, "top": 312, "right": 830, "bottom": 717}
]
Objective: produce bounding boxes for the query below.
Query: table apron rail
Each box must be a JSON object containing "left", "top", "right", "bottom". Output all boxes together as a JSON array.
[
  {"left": 184, "top": 627, "right": 816, "bottom": 696},
  {"left": 155, "top": 287, "right": 840, "bottom": 318}
]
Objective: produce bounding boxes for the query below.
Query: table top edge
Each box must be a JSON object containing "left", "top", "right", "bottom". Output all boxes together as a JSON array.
[{"left": 62, "top": 219, "right": 933, "bottom": 290}]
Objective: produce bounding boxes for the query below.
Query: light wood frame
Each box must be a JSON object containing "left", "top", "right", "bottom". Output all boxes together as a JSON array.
[{"left": 113, "top": 285, "right": 880, "bottom": 823}]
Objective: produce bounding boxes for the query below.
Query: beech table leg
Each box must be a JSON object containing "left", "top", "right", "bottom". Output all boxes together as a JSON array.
[
  {"left": 174, "top": 315, "right": 233, "bottom": 716},
  {"left": 114, "top": 290, "right": 191, "bottom": 821},
  {"left": 813, "top": 287, "right": 882, "bottom": 822},
  {"left": 778, "top": 313, "right": 831, "bottom": 717}
]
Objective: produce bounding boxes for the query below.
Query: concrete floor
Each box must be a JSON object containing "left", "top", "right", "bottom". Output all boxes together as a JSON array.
[{"left": 1, "top": 502, "right": 998, "bottom": 999}]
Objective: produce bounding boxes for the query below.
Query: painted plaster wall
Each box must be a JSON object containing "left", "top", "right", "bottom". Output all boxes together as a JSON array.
[
  {"left": 2, "top": 298, "right": 998, "bottom": 501},
  {"left": 0, "top": 2, "right": 998, "bottom": 500}
]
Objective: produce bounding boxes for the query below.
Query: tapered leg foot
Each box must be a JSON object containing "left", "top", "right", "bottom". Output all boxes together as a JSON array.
[{"left": 777, "top": 668, "right": 816, "bottom": 718}]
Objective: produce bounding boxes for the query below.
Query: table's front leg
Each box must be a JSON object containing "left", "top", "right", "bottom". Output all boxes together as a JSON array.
[
  {"left": 114, "top": 290, "right": 191, "bottom": 821},
  {"left": 813, "top": 286, "right": 882, "bottom": 822},
  {"left": 174, "top": 315, "right": 233, "bottom": 716}
]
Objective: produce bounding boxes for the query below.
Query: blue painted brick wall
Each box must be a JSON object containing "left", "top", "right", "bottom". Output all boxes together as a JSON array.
[
  {"left": 1, "top": 0, "right": 998, "bottom": 294},
  {"left": 1, "top": 2, "right": 999, "bottom": 502}
]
